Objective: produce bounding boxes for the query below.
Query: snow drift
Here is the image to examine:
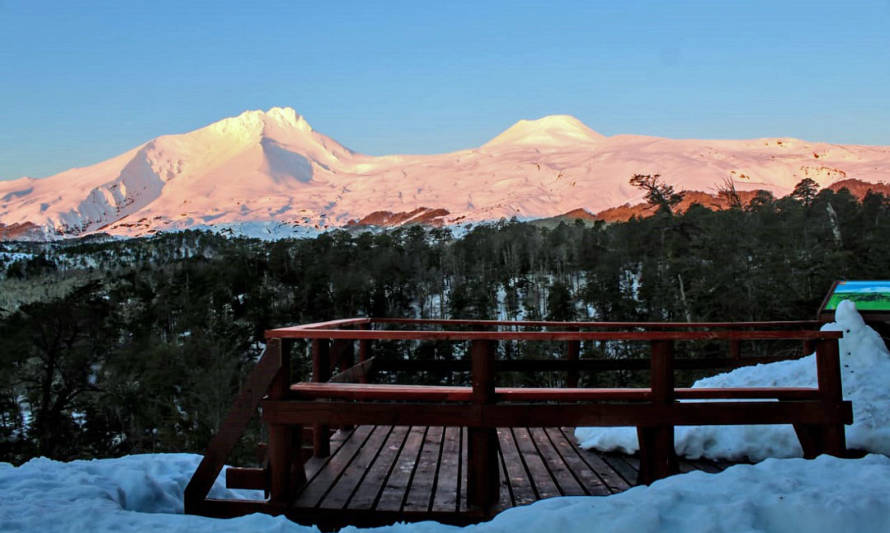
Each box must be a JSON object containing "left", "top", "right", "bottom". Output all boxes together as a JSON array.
[
  {"left": 1, "top": 452, "right": 889, "bottom": 532},
  {"left": 576, "top": 300, "right": 890, "bottom": 460}
]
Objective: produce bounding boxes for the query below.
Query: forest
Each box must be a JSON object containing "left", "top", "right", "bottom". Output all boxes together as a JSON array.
[{"left": 1, "top": 179, "right": 889, "bottom": 465}]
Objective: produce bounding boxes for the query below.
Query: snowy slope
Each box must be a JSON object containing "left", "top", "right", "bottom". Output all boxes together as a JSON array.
[
  {"left": 1, "top": 452, "right": 889, "bottom": 532},
  {"left": 576, "top": 300, "right": 890, "bottom": 461},
  {"left": 2, "top": 107, "right": 890, "bottom": 240}
]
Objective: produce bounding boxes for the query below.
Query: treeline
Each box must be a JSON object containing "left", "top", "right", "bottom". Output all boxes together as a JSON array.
[{"left": 1, "top": 182, "right": 889, "bottom": 464}]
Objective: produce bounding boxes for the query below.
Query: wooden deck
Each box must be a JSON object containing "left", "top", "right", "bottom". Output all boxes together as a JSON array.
[
  {"left": 284, "top": 425, "right": 733, "bottom": 528},
  {"left": 187, "top": 319, "right": 849, "bottom": 528}
]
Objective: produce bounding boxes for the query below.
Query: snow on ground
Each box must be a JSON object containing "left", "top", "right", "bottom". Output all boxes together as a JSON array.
[
  {"left": 576, "top": 300, "right": 890, "bottom": 461},
  {"left": 2, "top": 299, "right": 888, "bottom": 532},
  {"left": 1, "top": 453, "right": 889, "bottom": 532}
]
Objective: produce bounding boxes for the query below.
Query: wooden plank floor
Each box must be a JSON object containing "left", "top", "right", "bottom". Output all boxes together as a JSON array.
[{"left": 291, "top": 425, "right": 736, "bottom": 517}]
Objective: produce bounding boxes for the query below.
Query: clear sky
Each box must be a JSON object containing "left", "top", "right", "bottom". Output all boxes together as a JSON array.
[{"left": 1, "top": 0, "right": 888, "bottom": 180}]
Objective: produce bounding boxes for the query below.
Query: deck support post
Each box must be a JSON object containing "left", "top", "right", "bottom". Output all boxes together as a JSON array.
[
  {"left": 312, "top": 339, "right": 331, "bottom": 457},
  {"left": 331, "top": 339, "right": 355, "bottom": 431},
  {"left": 467, "top": 339, "right": 499, "bottom": 512},
  {"left": 358, "top": 323, "right": 371, "bottom": 384},
  {"left": 637, "top": 339, "right": 678, "bottom": 485},
  {"left": 729, "top": 339, "right": 741, "bottom": 361},
  {"left": 566, "top": 328, "right": 580, "bottom": 388},
  {"left": 268, "top": 339, "right": 307, "bottom": 504},
  {"left": 814, "top": 338, "right": 847, "bottom": 456}
]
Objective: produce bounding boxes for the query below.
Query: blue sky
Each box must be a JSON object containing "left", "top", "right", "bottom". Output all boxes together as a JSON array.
[{"left": 1, "top": 0, "right": 888, "bottom": 180}]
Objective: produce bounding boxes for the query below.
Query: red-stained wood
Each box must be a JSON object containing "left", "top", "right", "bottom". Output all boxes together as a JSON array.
[
  {"left": 225, "top": 467, "right": 266, "bottom": 490},
  {"left": 329, "top": 357, "right": 376, "bottom": 384},
  {"left": 358, "top": 323, "right": 371, "bottom": 384},
  {"left": 564, "top": 427, "right": 630, "bottom": 493},
  {"left": 674, "top": 387, "right": 821, "bottom": 400},
  {"left": 366, "top": 317, "right": 821, "bottom": 329},
  {"left": 376, "top": 426, "right": 427, "bottom": 512},
  {"left": 331, "top": 339, "right": 355, "bottom": 375},
  {"left": 320, "top": 425, "right": 392, "bottom": 509},
  {"left": 192, "top": 317, "right": 853, "bottom": 526},
  {"left": 288, "top": 383, "right": 823, "bottom": 403},
  {"left": 543, "top": 427, "right": 609, "bottom": 496},
  {"left": 261, "top": 399, "right": 853, "bottom": 428},
  {"left": 729, "top": 339, "right": 741, "bottom": 360},
  {"left": 291, "top": 382, "right": 473, "bottom": 401},
  {"left": 496, "top": 427, "right": 536, "bottom": 506},
  {"left": 528, "top": 427, "right": 586, "bottom": 496},
  {"left": 184, "top": 340, "right": 283, "bottom": 513},
  {"left": 268, "top": 423, "right": 306, "bottom": 503},
  {"left": 815, "top": 338, "right": 847, "bottom": 456},
  {"left": 312, "top": 339, "right": 331, "bottom": 458},
  {"left": 510, "top": 427, "right": 561, "bottom": 499},
  {"left": 267, "top": 338, "right": 306, "bottom": 503},
  {"left": 403, "top": 426, "right": 446, "bottom": 512},
  {"left": 372, "top": 355, "right": 809, "bottom": 373},
  {"left": 268, "top": 328, "right": 842, "bottom": 342},
  {"left": 467, "top": 340, "right": 499, "bottom": 511},
  {"left": 293, "top": 425, "right": 375, "bottom": 508},
  {"left": 347, "top": 426, "right": 410, "bottom": 510},
  {"left": 269, "top": 317, "right": 372, "bottom": 334},
  {"left": 431, "top": 426, "right": 463, "bottom": 512},
  {"left": 637, "top": 339, "right": 678, "bottom": 485},
  {"left": 566, "top": 332, "right": 580, "bottom": 388}
]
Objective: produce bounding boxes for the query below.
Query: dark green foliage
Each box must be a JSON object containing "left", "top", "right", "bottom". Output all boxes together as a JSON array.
[{"left": 2, "top": 186, "right": 890, "bottom": 464}]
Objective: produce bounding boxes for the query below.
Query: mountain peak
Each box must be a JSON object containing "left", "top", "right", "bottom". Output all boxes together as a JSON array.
[
  {"left": 484, "top": 114, "right": 605, "bottom": 148},
  {"left": 203, "top": 107, "right": 313, "bottom": 140}
]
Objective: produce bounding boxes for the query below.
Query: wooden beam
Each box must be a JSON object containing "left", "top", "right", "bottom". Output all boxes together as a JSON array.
[
  {"left": 637, "top": 340, "right": 678, "bottom": 484},
  {"left": 367, "top": 317, "right": 821, "bottom": 329},
  {"left": 467, "top": 340, "right": 499, "bottom": 511},
  {"left": 260, "top": 399, "right": 852, "bottom": 428},
  {"left": 225, "top": 467, "right": 266, "bottom": 490},
  {"left": 184, "top": 340, "right": 282, "bottom": 514},
  {"left": 288, "top": 382, "right": 823, "bottom": 402},
  {"left": 267, "top": 329, "right": 842, "bottom": 342},
  {"left": 329, "top": 357, "right": 376, "bottom": 384},
  {"left": 815, "top": 338, "right": 848, "bottom": 456},
  {"left": 312, "top": 339, "right": 331, "bottom": 458},
  {"left": 566, "top": 330, "right": 580, "bottom": 388},
  {"left": 372, "top": 355, "right": 808, "bottom": 374}
]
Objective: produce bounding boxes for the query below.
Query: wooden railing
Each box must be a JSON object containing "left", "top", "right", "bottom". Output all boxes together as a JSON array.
[{"left": 185, "top": 317, "right": 851, "bottom": 524}]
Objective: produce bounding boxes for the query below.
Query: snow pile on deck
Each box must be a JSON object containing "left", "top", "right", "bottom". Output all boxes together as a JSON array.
[
  {"left": 2, "top": 453, "right": 890, "bottom": 532},
  {"left": 575, "top": 300, "right": 890, "bottom": 460}
]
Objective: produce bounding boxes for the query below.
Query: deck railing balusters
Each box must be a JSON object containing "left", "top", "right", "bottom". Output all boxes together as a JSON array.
[
  {"left": 566, "top": 327, "right": 580, "bottom": 388},
  {"left": 312, "top": 339, "right": 331, "bottom": 457}
]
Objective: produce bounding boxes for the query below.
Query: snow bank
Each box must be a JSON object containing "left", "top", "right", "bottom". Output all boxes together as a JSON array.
[
  {"left": 0, "top": 454, "right": 302, "bottom": 532},
  {"left": 2, "top": 453, "right": 890, "bottom": 533},
  {"left": 576, "top": 300, "right": 890, "bottom": 460}
]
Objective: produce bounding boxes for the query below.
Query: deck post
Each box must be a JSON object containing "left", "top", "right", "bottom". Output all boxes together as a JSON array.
[
  {"left": 815, "top": 337, "right": 847, "bottom": 456},
  {"left": 729, "top": 339, "right": 741, "bottom": 361},
  {"left": 566, "top": 328, "right": 580, "bottom": 388},
  {"left": 358, "top": 323, "right": 370, "bottom": 384},
  {"left": 312, "top": 339, "right": 331, "bottom": 457},
  {"left": 268, "top": 339, "right": 307, "bottom": 503},
  {"left": 637, "top": 339, "right": 678, "bottom": 485},
  {"left": 331, "top": 339, "right": 355, "bottom": 375},
  {"left": 467, "top": 339, "right": 499, "bottom": 512},
  {"left": 331, "top": 339, "right": 356, "bottom": 431}
]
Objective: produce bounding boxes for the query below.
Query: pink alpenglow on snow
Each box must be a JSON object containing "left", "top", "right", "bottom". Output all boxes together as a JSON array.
[{"left": 2, "top": 107, "right": 890, "bottom": 240}]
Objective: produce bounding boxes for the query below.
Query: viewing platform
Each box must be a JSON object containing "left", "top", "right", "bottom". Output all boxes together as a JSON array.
[{"left": 185, "top": 317, "right": 851, "bottom": 529}]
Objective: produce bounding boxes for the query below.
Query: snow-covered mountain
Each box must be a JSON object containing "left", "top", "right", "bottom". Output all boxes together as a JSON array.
[{"left": 2, "top": 106, "right": 890, "bottom": 240}]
